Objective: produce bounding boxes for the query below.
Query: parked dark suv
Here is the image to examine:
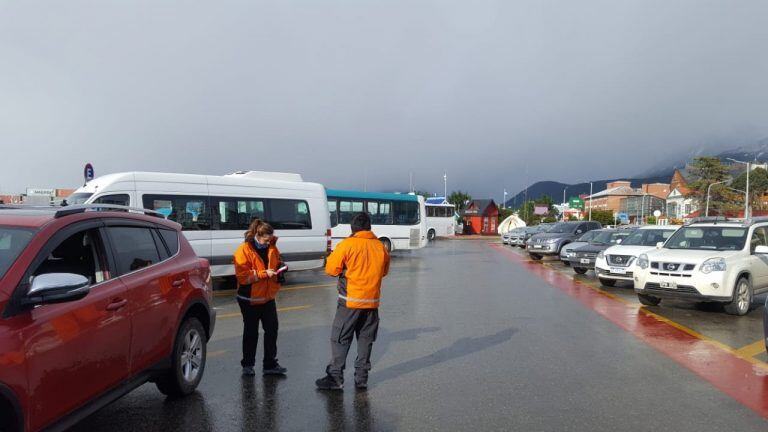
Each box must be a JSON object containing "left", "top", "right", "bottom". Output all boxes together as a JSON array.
[
  {"left": 526, "top": 221, "right": 602, "bottom": 260},
  {"left": 0, "top": 205, "right": 215, "bottom": 432}
]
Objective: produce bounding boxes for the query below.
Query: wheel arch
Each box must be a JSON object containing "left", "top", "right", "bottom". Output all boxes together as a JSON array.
[
  {"left": 180, "top": 299, "right": 213, "bottom": 340},
  {"left": 0, "top": 383, "right": 23, "bottom": 432}
]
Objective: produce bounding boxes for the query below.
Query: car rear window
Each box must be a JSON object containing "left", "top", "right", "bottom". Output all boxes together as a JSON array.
[{"left": 0, "top": 227, "right": 36, "bottom": 280}]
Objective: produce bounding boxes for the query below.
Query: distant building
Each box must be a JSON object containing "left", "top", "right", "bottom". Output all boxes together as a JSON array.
[
  {"left": 666, "top": 169, "right": 698, "bottom": 220},
  {"left": 585, "top": 181, "right": 642, "bottom": 214},
  {"left": 462, "top": 199, "right": 499, "bottom": 235}
]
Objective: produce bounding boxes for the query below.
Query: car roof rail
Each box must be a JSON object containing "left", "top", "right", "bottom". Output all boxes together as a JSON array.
[
  {"left": 684, "top": 216, "right": 731, "bottom": 226},
  {"left": 54, "top": 204, "right": 167, "bottom": 219},
  {"left": 746, "top": 216, "right": 768, "bottom": 226}
]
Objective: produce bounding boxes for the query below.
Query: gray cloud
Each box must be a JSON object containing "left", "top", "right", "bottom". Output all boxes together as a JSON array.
[{"left": 1, "top": 0, "right": 768, "bottom": 200}]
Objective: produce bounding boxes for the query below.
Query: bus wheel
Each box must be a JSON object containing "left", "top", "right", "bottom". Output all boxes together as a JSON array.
[
  {"left": 427, "top": 229, "right": 436, "bottom": 242},
  {"left": 381, "top": 238, "right": 392, "bottom": 252}
]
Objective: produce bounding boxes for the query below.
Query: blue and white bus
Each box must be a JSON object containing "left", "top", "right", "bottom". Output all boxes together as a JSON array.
[{"left": 326, "top": 189, "right": 428, "bottom": 252}]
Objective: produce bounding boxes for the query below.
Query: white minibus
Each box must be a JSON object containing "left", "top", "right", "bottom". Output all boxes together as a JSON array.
[
  {"left": 425, "top": 197, "right": 458, "bottom": 240},
  {"left": 70, "top": 171, "right": 331, "bottom": 277}
]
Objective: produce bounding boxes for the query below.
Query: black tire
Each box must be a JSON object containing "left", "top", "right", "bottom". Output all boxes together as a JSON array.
[
  {"left": 598, "top": 277, "right": 616, "bottom": 287},
  {"left": 156, "top": 317, "right": 207, "bottom": 397},
  {"left": 529, "top": 253, "right": 543, "bottom": 261},
  {"left": 724, "top": 276, "right": 753, "bottom": 316},
  {"left": 637, "top": 294, "right": 661, "bottom": 306},
  {"left": 427, "top": 229, "right": 436, "bottom": 242},
  {"left": 380, "top": 238, "right": 392, "bottom": 252},
  {"left": 573, "top": 267, "right": 588, "bottom": 275}
]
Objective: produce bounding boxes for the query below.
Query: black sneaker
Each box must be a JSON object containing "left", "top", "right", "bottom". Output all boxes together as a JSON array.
[
  {"left": 315, "top": 374, "right": 344, "bottom": 390},
  {"left": 354, "top": 380, "right": 368, "bottom": 390},
  {"left": 242, "top": 367, "right": 256, "bottom": 376},
  {"left": 263, "top": 364, "right": 287, "bottom": 376}
]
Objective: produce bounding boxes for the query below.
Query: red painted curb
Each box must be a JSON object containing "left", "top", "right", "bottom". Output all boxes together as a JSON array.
[{"left": 492, "top": 244, "right": 768, "bottom": 418}]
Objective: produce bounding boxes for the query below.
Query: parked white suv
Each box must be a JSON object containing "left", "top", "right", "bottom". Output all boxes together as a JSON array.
[
  {"left": 633, "top": 218, "right": 768, "bottom": 315},
  {"left": 595, "top": 225, "right": 680, "bottom": 287}
]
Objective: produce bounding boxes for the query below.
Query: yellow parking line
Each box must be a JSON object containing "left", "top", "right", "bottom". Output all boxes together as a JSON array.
[
  {"left": 217, "top": 304, "right": 313, "bottom": 319},
  {"left": 735, "top": 340, "right": 766, "bottom": 359},
  {"left": 208, "top": 349, "right": 229, "bottom": 358}
]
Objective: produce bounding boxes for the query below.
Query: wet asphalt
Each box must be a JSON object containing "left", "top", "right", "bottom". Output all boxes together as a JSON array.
[{"left": 71, "top": 240, "right": 768, "bottom": 431}]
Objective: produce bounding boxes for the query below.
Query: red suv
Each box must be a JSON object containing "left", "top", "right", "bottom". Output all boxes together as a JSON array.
[{"left": 0, "top": 205, "right": 215, "bottom": 432}]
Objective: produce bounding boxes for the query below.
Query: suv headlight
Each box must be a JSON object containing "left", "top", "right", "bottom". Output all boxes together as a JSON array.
[
  {"left": 597, "top": 250, "right": 605, "bottom": 260},
  {"left": 545, "top": 238, "right": 558, "bottom": 244},
  {"left": 637, "top": 254, "right": 649, "bottom": 270},
  {"left": 700, "top": 257, "right": 726, "bottom": 274}
]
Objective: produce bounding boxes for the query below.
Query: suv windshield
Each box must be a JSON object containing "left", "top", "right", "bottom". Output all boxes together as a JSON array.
[
  {"left": 0, "top": 227, "right": 36, "bottom": 279},
  {"left": 665, "top": 226, "right": 747, "bottom": 251},
  {"left": 576, "top": 231, "right": 599, "bottom": 242},
  {"left": 622, "top": 229, "right": 675, "bottom": 246},
  {"left": 591, "top": 230, "right": 630, "bottom": 245},
  {"left": 547, "top": 223, "right": 576, "bottom": 234},
  {"left": 67, "top": 193, "right": 93, "bottom": 205}
]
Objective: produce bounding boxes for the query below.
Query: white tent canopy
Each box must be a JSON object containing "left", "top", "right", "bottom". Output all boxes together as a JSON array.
[{"left": 498, "top": 214, "right": 527, "bottom": 234}]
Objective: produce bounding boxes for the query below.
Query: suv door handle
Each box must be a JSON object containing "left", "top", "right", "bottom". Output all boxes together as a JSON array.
[
  {"left": 106, "top": 299, "right": 128, "bottom": 311},
  {"left": 172, "top": 278, "right": 186, "bottom": 287}
]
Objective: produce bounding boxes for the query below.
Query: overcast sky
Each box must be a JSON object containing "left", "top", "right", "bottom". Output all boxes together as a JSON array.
[{"left": 2, "top": 0, "right": 768, "bottom": 200}]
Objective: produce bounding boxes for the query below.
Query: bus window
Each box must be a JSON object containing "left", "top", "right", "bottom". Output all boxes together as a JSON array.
[
  {"left": 142, "top": 195, "right": 211, "bottom": 231},
  {"left": 393, "top": 201, "right": 419, "bottom": 225},
  {"left": 328, "top": 200, "right": 338, "bottom": 227},
  {"left": 339, "top": 200, "right": 364, "bottom": 224},
  {"left": 269, "top": 199, "right": 312, "bottom": 230},
  {"left": 213, "top": 198, "right": 265, "bottom": 230},
  {"left": 368, "top": 200, "right": 393, "bottom": 225}
]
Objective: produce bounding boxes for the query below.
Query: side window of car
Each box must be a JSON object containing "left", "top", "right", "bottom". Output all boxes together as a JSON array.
[
  {"left": 32, "top": 228, "right": 111, "bottom": 285},
  {"left": 750, "top": 227, "right": 768, "bottom": 253},
  {"left": 158, "top": 229, "right": 180, "bottom": 256},
  {"left": 107, "top": 227, "right": 161, "bottom": 275}
]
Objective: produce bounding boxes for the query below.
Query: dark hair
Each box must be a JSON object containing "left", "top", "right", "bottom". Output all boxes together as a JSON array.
[
  {"left": 245, "top": 218, "right": 274, "bottom": 242},
  {"left": 350, "top": 212, "right": 372, "bottom": 233}
]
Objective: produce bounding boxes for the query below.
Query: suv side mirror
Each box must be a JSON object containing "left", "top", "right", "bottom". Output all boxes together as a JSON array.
[
  {"left": 576, "top": 230, "right": 583, "bottom": 234},
  {"left": 616, "top": 239, "right": 622, "bottom": 244},
  {"left": 22, "top": 273, "right": 91, "bottom": 307},
  {"left": 656, "top": 242, "right": 664, "bottom": 249},
  {"left": 755, "top": 245, "right": 768, "bottom": 255}
]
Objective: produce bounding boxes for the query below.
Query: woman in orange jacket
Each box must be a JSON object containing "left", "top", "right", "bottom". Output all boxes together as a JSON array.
[{"left": 233, "top": 219, "right": 286, "bottom": 376}]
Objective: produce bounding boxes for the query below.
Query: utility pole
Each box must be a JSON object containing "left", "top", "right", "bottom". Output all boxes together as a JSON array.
[
  {"left": 588, "top": 182, "right": 593, "bottom": 221},
  {"left": 727, "top": 158, "right": 751, "bottom": 218},
  {"left": 503, "top": 189, "right": 507, "bottom": 209},
  {"left": 443, "top": 173, "right": 447, "bottom": 199},
  {"left": 562, "top": 186, "right": 568, "bottom": 221}
]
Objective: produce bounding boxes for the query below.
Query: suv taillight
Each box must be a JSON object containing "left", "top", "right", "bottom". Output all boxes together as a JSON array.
[{"left": 326, "top": 229, "right": 332, "bottom": 253}]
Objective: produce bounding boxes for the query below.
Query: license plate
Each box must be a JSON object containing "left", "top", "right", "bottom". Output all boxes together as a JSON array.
[
  {"left": 580, "top": 259, "right": 590, "bottom": 264},
  {"left": 533, "top": 245, "right": 542, "bottom": 249},
  {"left": 660, "top": 281, "right": 677, "bottom": 289},
  {"left": 610, "top": 267, "right": 627, "bottom": 274}
]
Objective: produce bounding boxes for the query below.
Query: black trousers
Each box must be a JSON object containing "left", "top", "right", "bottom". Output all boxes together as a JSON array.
[
  {"left": 327, "top": 304, "right": 380, "bottom": 380},
  {"left": 238, "top": 299, "right": 279, "bottom": 369}
]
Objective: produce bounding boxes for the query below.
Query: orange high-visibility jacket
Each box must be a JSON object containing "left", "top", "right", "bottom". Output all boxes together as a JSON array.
[
  {"left": 233, "top": 239, "right": 281, "bottom": 305},
  {"left": 326, "top": 230, "right": 390, "bottom": 309}
]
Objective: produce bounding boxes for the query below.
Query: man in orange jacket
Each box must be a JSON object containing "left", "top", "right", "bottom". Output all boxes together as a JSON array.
[{"left": 316, "top": 212, "right": 390, "bottom": 390}]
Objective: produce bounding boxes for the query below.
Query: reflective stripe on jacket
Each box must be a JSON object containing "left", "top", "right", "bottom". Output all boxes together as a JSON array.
[
  {"left": 325, "top": 230, "right": 390, "bottom": 309},
  {"left": 233, "top": 240, "right": 281, "bottom": 305}
]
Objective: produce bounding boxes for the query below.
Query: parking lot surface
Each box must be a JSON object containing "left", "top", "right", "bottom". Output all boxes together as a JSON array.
[{"left": 72, "top": 240, "right": 768, "bottom": 431}]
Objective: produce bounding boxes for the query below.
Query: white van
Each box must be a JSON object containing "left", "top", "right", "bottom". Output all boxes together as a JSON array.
[{"left": 70, "top": 171, "right": 331, "bottom": 277}]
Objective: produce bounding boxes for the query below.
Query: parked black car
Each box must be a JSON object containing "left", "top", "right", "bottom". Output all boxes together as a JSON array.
[
  {"left": 569, "top": 228, "right": 635, "bottom": 274},
  {"left": 526, "top": 221, "right": 602, "bottom": 260}
]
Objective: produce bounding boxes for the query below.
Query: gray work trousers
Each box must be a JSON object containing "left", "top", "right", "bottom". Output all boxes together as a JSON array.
[{"left": 327, "top": 304, "right": 380, "bottom": 381}]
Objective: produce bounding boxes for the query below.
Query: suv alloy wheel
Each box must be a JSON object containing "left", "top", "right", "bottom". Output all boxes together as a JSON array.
[
  {"left": 724, "top": 277, "right": 753, "bottom": 316},
  {"left": 156, "top": 318, "right": 208, "bottom": 397}
]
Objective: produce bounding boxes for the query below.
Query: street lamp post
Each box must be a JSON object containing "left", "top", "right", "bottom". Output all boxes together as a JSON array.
[
  {"left": 562, "top": 186, "right": 568, "bottom": 221},
  {"left": 727, "top": 158, "right": 751, "bottom": 218},
  {"left": 503, "top": 189, "right": 507, "bottom": 210},
  {"left": 588, "top": 182, "right": 593, "bottom": 221},
  {"left": 705, "top": 180, "right": 729, "bottom": 217}
]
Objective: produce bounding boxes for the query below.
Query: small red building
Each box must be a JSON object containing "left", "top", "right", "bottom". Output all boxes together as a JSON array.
[{"left": 462, "top": 199, "right": 499, "bottom": 235}]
